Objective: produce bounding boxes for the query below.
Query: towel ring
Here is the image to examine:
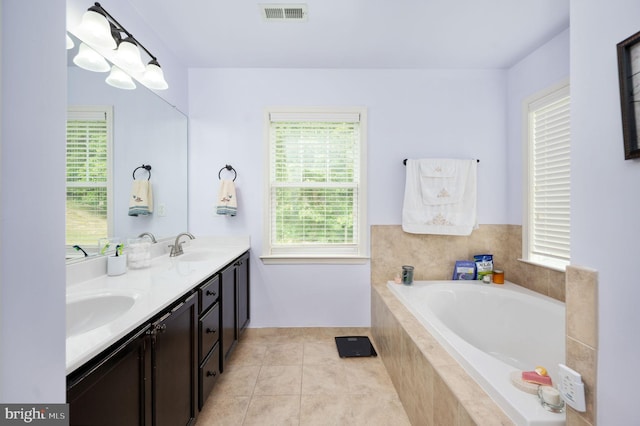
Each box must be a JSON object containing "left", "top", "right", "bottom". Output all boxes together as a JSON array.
[
  {"left": 218, "top": 164, "right": 237, "bottom": 182},
  {"left": 133, "top": 164, "right": 152, "bottom": 180}
]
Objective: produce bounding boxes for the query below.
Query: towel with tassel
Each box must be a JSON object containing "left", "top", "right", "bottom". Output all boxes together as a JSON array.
[
  {"left": 128, "top": 179, "right": 153, "bottom": 216},
  {"left": 402, "top": 158, "right": 477, "bottom": 235},
  {"left": 216, "top": 179, "right": 237, "bottom": 216}
]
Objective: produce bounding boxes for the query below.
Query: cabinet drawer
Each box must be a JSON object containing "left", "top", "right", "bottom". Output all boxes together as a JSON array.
[
  {"left": 199, "top": 343, "right": 220, "bottom": 410},
  {"left": 199, "top": 302, "right": 220, "bottom": 361},
  {"left": 199, "top": 275, "right": 220, "bottom": 314}
]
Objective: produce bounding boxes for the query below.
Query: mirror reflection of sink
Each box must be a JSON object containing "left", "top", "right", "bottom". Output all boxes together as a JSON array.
[{"left": 67, "top": 293, "right": 136, "bottom": 337}]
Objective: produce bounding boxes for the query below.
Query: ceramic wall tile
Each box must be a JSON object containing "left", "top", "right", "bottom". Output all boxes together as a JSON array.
[{"left": 566, "top": 266, "right": 598, "bottom": 348}]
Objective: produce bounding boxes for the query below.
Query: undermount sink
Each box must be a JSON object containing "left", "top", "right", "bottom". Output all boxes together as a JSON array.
[
  {"left": 67, "top": 293, "right": 136, "bottom": 337},
  {"left": 176, "top": 250, "right": 215, "bottom": 262}
]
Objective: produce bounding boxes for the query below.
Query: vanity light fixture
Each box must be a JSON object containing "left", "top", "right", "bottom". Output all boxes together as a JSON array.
[
  {"left": 73, "top": 42, "right": 111, "bottom": 72},
  {"left": 66, "top": 33, "right": 75, "bottom": 50},
  {"left": 142, "top": 59, "right": 169, "bottom": 90},
  {"left": 106, "top": 65, "right": 137, "bottom": 90},
  {"left": 73, "top": 2, "right": 169, "bottom": 90},
  {"left": 76, "top": 4, "right": 117, "bottom": 49},
  {"left": 115, "top": 36, "right": 146, "bottom": 73}
]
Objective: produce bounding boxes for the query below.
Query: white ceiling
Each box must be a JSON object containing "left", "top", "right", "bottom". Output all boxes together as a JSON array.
[{"left": 129, "top": 0, "right": 569, "bottom": 69}]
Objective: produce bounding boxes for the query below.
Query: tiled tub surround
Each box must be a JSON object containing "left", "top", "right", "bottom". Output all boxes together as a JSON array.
[
  {"left": 371, "top": 225, "right": 566, "bottom": 302},
  {"left": 372, "top": 282, "right": 513, "bottom": 425},
  {"left": 565, "top": 266, "right": 598, "bottom": 426},
  {"left": 387, "top": 280, "right": 566, "bottom": 425},
  {"left": 370, "top": 225, "right": 599, "bottom": 425}
]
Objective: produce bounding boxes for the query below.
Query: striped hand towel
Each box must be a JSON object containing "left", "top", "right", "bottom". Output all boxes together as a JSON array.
[
  {"left": 216, "top": 179, "right": 237, "bottom": 216},
  {"left": 128, "top": 180, "right": 153, "bottom": 216}
]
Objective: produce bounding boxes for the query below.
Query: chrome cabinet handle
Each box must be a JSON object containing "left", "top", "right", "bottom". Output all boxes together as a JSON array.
[{"left": 206, "top": 290, "right": 217, "bottom": 296}]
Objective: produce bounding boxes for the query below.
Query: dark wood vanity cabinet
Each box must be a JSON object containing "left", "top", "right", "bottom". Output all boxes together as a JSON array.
[
  {"left": 198, "top": 275, "right": 221, "bottom": 409},
  {"left": 67, "top": 294, "right": 197, "bottom": 426},
  {"left": 236, "top": 252, "right": 250, "bottom": 333},
  {"left": 67, "top": 327, "right": 149, "bottom": 426},
  {"left": 151, "top": 293, "right": 197, "bottom": 426},
  {"left": 67, "top": 250, "right": 250, "bottom": 424},
  {"left": 220, "top": 251, "right": 250, "bottom": 370}
]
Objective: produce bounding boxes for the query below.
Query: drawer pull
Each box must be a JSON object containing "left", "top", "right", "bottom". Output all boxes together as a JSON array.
[
  {"left": 206, "top": 290, "right": 217, "bottom": 297},
  {"left": 206, "top": 371, "right": 217, "bottom": 377},
  {"left": 206, "top": 328, "right": 217, "bottom": 334}
]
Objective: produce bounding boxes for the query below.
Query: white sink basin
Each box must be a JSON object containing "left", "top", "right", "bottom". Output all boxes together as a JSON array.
[
  {"left": 177, "top": 250, "right": 216, "bottom": 262},
  {"left": 67, "top": 293, "right": 136, "bottom": 337}
]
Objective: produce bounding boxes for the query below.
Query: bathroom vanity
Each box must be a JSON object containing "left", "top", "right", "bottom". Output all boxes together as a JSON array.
[{"left": 65, "top": 237, "right": 250, "bottom": 425}]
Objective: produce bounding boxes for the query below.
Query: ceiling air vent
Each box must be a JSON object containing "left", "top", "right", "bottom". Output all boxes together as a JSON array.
[{"left": 260, "top": 4, "right": 308, "bottom": 22}]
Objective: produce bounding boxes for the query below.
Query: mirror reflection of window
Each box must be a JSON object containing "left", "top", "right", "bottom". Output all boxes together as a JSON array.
[{"left": 66, "top": 106, "right": 113, "bottom": 251}]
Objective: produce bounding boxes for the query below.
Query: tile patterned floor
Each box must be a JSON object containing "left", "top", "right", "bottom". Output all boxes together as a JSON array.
[{"left": 196, "top": 328, "right": 411, "bottom": 426}]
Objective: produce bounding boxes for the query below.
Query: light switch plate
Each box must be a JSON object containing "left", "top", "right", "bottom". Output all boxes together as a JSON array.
[{"left": 558, "top": 363, "right": 586, "bottom": 412}]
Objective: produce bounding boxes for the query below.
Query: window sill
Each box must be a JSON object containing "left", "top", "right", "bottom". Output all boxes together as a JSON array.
[
  {"left": 260, "top": 255, "right": 370, "bottom": 265},
  {"left": 518, "top": 258, "right": 567, "bottom": 273}
]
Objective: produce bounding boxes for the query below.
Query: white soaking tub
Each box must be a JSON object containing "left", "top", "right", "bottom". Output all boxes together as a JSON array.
[{"left": 387, "top": 280, "right": 565, "bottom": 425}]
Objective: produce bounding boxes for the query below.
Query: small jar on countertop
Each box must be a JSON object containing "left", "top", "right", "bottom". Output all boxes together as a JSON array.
[{"left": 493, "top": 269, "right": 504, "bottom": 284}]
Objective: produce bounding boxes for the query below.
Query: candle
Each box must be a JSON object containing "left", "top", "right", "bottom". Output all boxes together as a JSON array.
[{"left": 541, "top": 386, "right": 561, "bottom": 406}]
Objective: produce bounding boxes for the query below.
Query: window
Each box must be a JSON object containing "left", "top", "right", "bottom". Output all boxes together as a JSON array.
[
  {"left": 66, "top": 106, "right": 113, "bottom": 248},
  {"left": 523, "top": 82, "right": 570, "bottom": 270},
  {"left": 263, "top": 108, "right": 367, "bottom": 263}
]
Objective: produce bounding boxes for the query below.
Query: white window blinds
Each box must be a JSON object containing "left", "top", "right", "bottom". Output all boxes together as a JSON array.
[
  {"left": 265, "top": 110, "right": 366, "bottom": 259},
  {"left": 527, "top": 86, "right": 570, "bottom": 267},
  {"left": 66, "top": 107, "right": 112, "bottom": 246}
]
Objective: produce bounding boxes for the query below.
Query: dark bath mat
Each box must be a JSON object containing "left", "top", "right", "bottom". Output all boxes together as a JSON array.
[{"left": 335, "top": 336, "right": 378, "bottom": 358}]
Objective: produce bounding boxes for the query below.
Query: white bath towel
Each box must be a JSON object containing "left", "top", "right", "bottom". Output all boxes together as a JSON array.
[
  {"left": 402, "top": 158, "right": 477, "bottom": 235},
  {"left": 216, "top": 179, "right": 237, "bottom": 216},
  {"left": 128, "top": 180, "right": 153, "bottom": 216}
]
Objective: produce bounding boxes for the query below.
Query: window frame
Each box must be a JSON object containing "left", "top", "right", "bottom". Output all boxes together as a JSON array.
[
  {"left": 522, "top": 81, "right": 570, "bottom": 271},
  {"left": 261, "top": 106, "right": 368, "bottom": 264},
  {"left": 66, "top": 105, "right": 114, "bottom": 253}
]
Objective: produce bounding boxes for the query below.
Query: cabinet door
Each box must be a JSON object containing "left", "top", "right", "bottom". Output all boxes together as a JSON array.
[
  {"left": 152, "top": 293, "right": 197, "bottom": 426},
  {"left": 220, "top": 262, "right": 237, "bottom": 368},
  {"left": 236, "top": 252, "right": 250, "bottom": 333},
  {"left": 67, "top": 327, "right": 149, "bottom": 426}
]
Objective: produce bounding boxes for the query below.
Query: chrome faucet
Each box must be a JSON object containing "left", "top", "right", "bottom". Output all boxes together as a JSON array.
[
  {"left": 169, "top": 232, "right": 195, "bottom": 257},
  {"left": 138, "top": 232, "right": 157, "bottom": 243}
]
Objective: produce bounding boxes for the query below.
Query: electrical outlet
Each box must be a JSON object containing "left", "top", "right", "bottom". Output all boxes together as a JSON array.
[
  {"left": 157, "top": 203, "right": 166, "bottom": 217},
  {"left": 558, "top": 363, "right": 586, "bottom": 412}
]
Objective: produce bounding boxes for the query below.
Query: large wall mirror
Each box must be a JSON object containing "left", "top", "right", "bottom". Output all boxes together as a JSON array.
[{"left": 67, "top": 34, "right": 188, "bottom": 261}]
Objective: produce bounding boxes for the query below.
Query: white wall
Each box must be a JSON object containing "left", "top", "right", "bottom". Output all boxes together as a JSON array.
[
  {"left": 571, "top": 0, "right": 640, "bottom": 423},
  {"left": 506, "top": 29, "right": 571, "bottom": 224},
  {"left": 0, "top": 0, "right": 67, "bottom": 402},
  {"left": 188, "top": 68, "right": 508, "bottom": 327}
]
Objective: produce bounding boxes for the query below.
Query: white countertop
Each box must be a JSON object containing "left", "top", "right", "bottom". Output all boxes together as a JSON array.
[{"left": 66, "top": 236, "right": 250, "bottom": 374}]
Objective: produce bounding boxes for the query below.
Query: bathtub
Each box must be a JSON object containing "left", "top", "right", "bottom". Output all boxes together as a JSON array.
[{"left": 387, "top": 280, "right": 565, "bottom": 426}]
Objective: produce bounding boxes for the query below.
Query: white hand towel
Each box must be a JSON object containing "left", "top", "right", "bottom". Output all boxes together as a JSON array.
[
  {"left": 216, "top": 179, "right": 237, "bottom": 216},
  {"left": 402, "top": 158, "right": 477, "bottom": 235},
  {"left": 128, "top": 180, "right": 153, "bottom": 216}
]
